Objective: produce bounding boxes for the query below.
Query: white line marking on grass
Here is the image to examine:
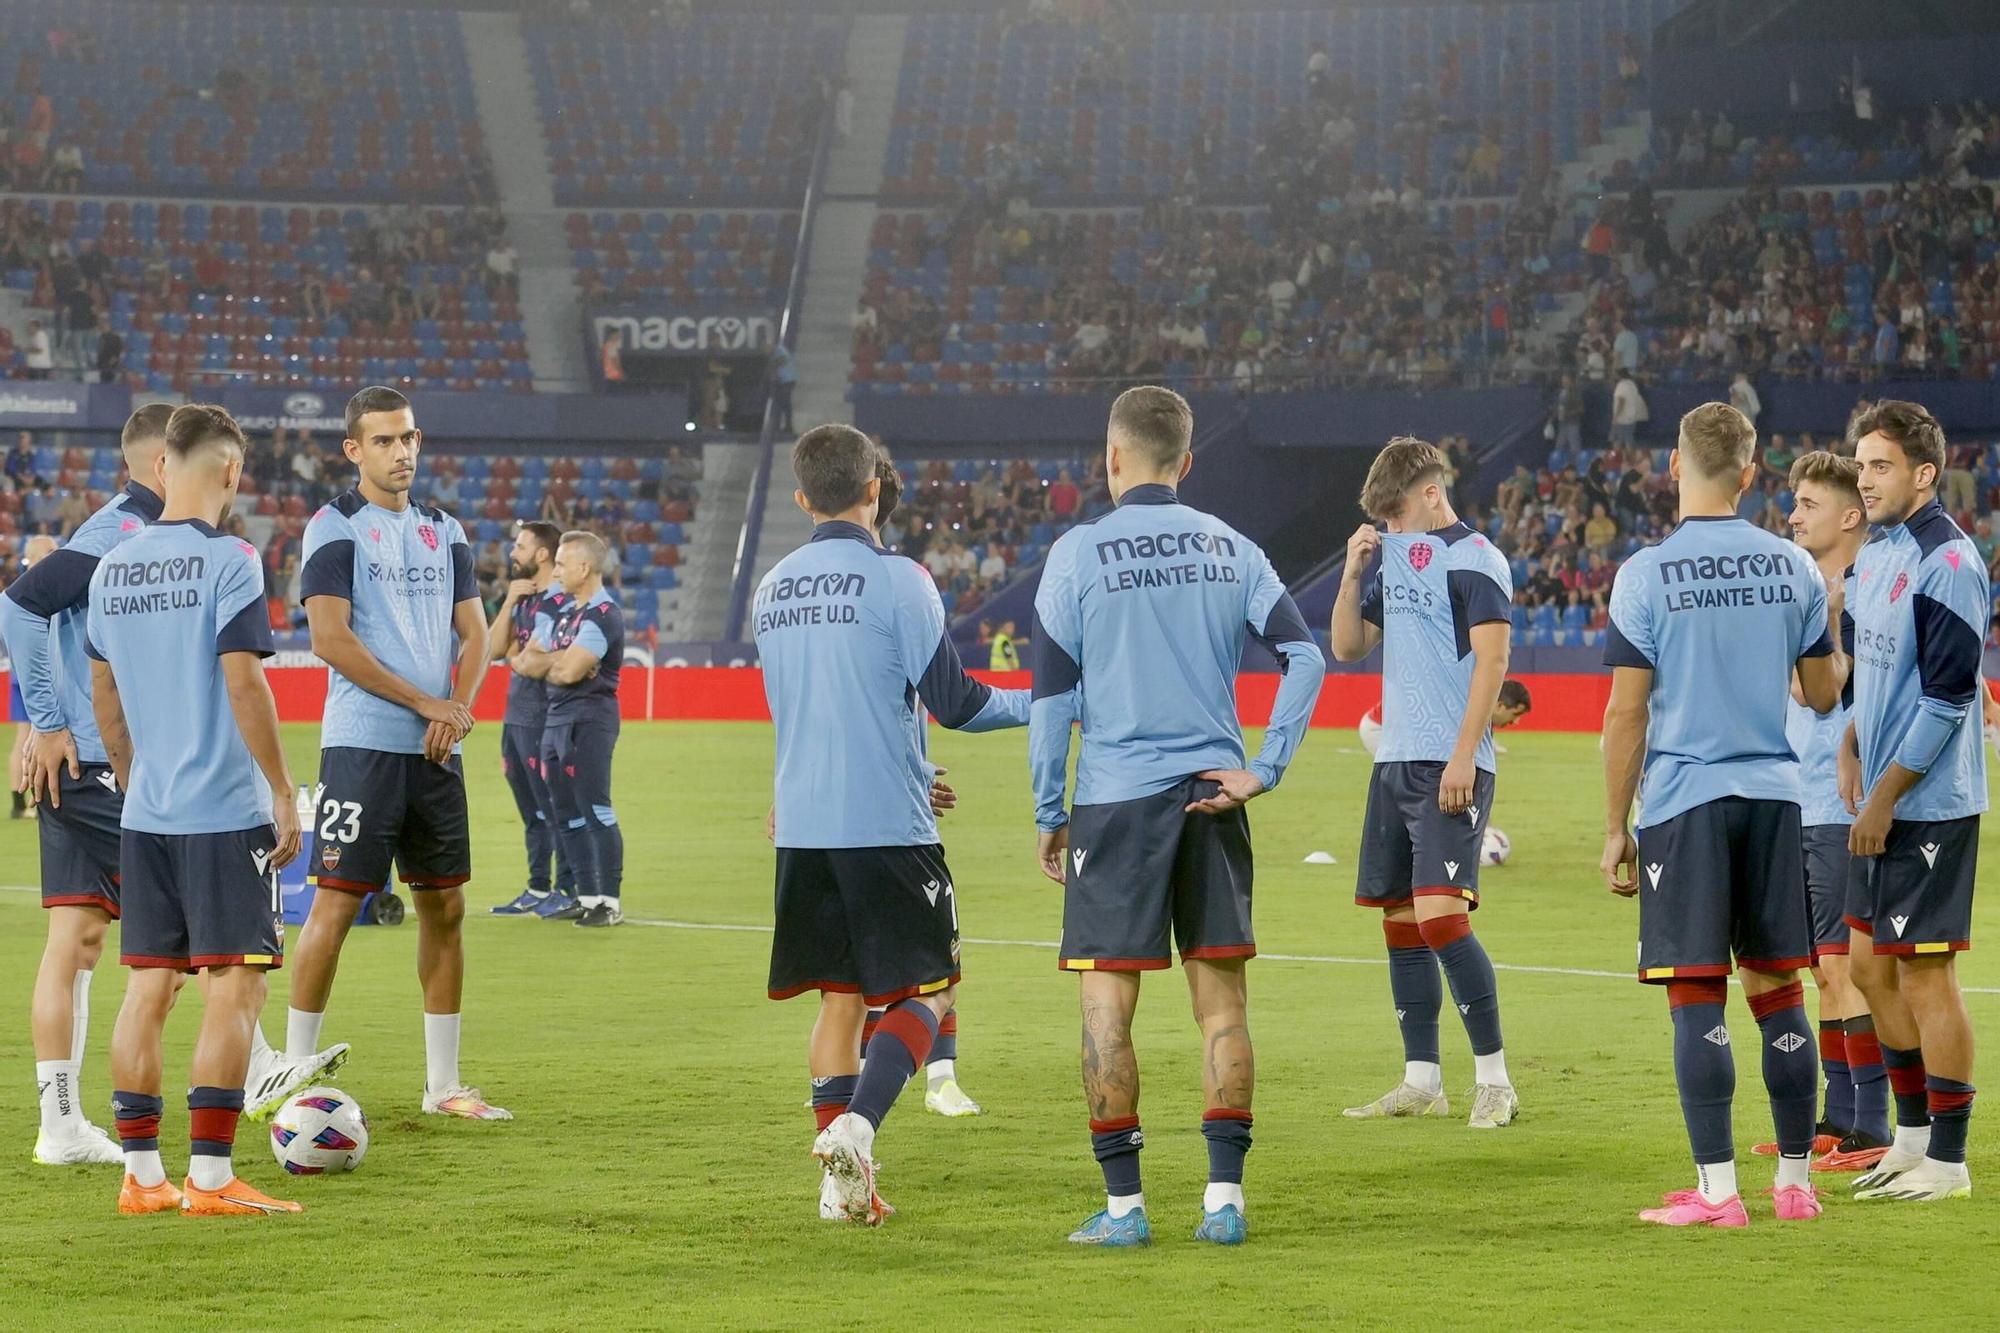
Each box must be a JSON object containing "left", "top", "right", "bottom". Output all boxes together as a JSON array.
[{"left": 10, "top": 887, "right": 1998, "bottom": 996}]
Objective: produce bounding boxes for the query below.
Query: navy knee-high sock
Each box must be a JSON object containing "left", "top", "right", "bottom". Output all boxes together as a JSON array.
[
  {"left": 584, "top": 804, "right": 624, "bottom": 901},
  {"left": 1421, "top": 913, "right": 1503, "bottom": 1056},
  {"left": 848, "top": 1000, "right": 938, "bottom": 1129},
  {"left": 1382, "top": 918, "right": 1440, "bottom": 1067},
  {"left": 1927, "top": 1077, "right": 1976, "bottom": 1164},
  {"left": 1882, "top": 1044, "right": 1932, "bottom": 1129},
  {"left": 1844, "top": 1016, "right": 1891, "bottom": 1142},
  {"left": 1749, "top": 982, "right": 1817, "bottom": 1159},
  {"left": 1668, "top": 981, "right": 1736, "bottom": 1173},
  {"left": 1819, "top": 1019, "right": 1854, "bottom": 1132}
]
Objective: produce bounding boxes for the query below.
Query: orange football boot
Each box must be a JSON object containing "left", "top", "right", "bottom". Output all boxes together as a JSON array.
[
  {"left": 180, "top": 1176, "right": 304, "bottom": 1216},
  {"left": 117, "top": 1175, "right": 185, "bottom": 1215}
]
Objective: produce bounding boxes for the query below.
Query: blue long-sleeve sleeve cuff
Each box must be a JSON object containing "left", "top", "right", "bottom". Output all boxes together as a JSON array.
[
  {"left": 0, "top": 595, "right": 61, "bottom": 734},
  {"left": 1029, "top": 692, "right": 1078, "bottom": 831},
  {"left": 1895, "top": 695, "right": 1968, "bottom": 775},
  {"left": 1248, "top": 637, "right": 1324, "bottom": 791},
  {"left": 962, "top": 685, "right": 1030, "bottom": 732}
]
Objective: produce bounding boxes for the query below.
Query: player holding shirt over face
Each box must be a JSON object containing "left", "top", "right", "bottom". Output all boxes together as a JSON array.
[
  {"left": 1601, "top": 403, "right": 1845, "bottom": 1228},
  {"left": 1332, "top": 437, "right": 1519, "bottom": 1131},
  {"left": 290, "top": 386, "right": 507, "bottom": 1121},
  {"left": 0, "top": 405, "right": 342, "bottom": 1165},
  {"left": 487, "top": 521, "right": 577, "bottom": 917},
  {"left": 1032, "top": 387, "right": 1324, "bottom": 1248},
  {"left": 1839, "top": 400, "right": 1986, "bottom": 1203},
  {"left": 513, "top": 530, "right": 624, "bottom": 928},
  {"left": 757, "top": 425, "right": 1028, "bottom": 1227},
  {"left": 85, "top": 404, "right": 305, "bottom": 1216}
]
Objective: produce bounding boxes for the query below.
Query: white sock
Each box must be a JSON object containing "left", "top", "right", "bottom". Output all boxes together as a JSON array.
[
  {"left": 1775, "top": 1153, "right": 1811, "bottom": 1189},
  {"left": 424, "top": 1012, "right": 462, "bottom": 1094},
  {"left": 1474, "top": 1050, "right": 1511, "bottom": 1087},
  {"left": 1696, "top": 1159, "right": 1738, "bottom": 1204},
  {"left": 1893, "top": 1124, "right": 1933, "bottom": 1157},
  {"left": 188, "top": 1153, "right": 233, "bottom": 1191},
  {"left": 927, "top": 1057, "right": 956, "bottom": 1085},
  {"left": 1405, "top": 1060, "right": 1443, "bottom": 1095},
  {"left": 249, "top": 1020, "right": 273, "bottom": 1065},
  {"left": 69, "top": 969, "right": 91, "bottom": 1063},
  {"left": 124, "top": 1148, "right": 166, "bottom": 1188},
  {"left": 286, "top": 1007, "right": 325, "bottom": 1062},
  {"left": 1203, "top": 1182, "right": 1245, "bottom": 1213},
  {"left": 36, "top": 1059, "right": 82, "bottom": 1135},
  {"left": 1106, "top": 1191, "right": 1144, "bottom": 1219}
]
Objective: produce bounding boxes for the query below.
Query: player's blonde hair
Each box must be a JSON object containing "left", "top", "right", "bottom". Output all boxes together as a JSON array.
[
  {"left": 560, "top": 529, "right": 611, "bottom": 576},
  {"left": 1359, "top": 436, "right": 1446, "bottom": 521},
  {"left": 1788, "top": 451, "right": 1862, "bottom": 511},
  {"left": 1676, "top": 402, "right": 1756, "bottom": 481}
]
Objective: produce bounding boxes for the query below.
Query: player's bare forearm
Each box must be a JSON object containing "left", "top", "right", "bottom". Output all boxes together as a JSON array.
[
  {"left": 1601, "top": 668, "right": 1650, "bottom": 834},
  {"left": 485, "top": 599, "right": 517, "bottom": 662},
  {"left": 1451, "top": 624, "right": 1510, "bottom": 765},
  {"left": 88, "top": 661, "right": 132, "bottom": 792},
  {"left": 1862, "top": 762, "right": 1922, "bottom": 820},
  {"left": 514, "top": 642, "right": 554, "bottom": 680},
  {"left": 1329, "top": 582, "right": 1379, "bottom": 663},
  {"left": 547, "top": 647, "right": 602, "bottom": 688},
  {"left": 222, "top": 652, "right": 294, "bottom": 801}
]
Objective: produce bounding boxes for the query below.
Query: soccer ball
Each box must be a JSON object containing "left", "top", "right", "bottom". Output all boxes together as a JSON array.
[
  {"left": 1480, "top": 827, "right": 1511, "bottom": 867},
  {"left": 1357, "top": 704, "right": 1383, "bottom": 755},
  {"left": 269, "top": 1087, "right": 369, "bottom": 1175}
]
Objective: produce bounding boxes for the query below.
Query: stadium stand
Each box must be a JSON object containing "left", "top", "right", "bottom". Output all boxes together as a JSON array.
[
  {"left": 568, "top": 210, "right": 798, "bottom": 309},
  {"left": 880, "top": 453, "right": 1110, "bottom": 617},
  {"left": 0, "top": 195, "right": 529, "bottom": 392},
  {"left": 881, "top": 2, "right": 1673, "bottom": 203},
  {"left": 525, "top": 11, "right": 839, "bottom": 205},
  {"left": 0, "top": 1, "right": 490, "bottom": 202}
]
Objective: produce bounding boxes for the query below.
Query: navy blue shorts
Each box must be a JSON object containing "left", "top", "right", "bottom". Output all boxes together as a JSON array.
[
  {"left": 769, "top": 843, "right": 960, "bottom": 1007},
  {"left": 1635, "top": 798, "right": 1811, "bottom": 982},
  {"left": 1848, "top": 816, "right": 1979, "bottom": 956},
  {"left": 1801, "top": 823, "right": 1862, "bottom": 958},
  {"left": 1355, "top": 761, "right": 1495, "bottom": 909},
  {"left": 311, "top": 748, "right": 471, "bottom": 894},
  {"left": 40, "top": 763, "right": 123, "bottom": 916},
  {"left": 119, "top": 825, "right": 284, "bottom": 971},
  {"left": 1059, "top": 777, "right": 1254, "bottom": 971}
]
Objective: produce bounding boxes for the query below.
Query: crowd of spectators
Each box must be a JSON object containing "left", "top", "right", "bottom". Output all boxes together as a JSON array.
[
  {"left": 1635, "top": 95, "right": 2000, "bottom": 192},
  {"left": 878, "top": 453, "right": 1108, "bottom": 617},
  {"left": 0, "top": 427, "right": 703, "bottom": 632},
  {"left": 1557, "top": 164, "right": 2000, "bottom": 392},
  {"left": 0, "top": 201, "right": 516, "bottom": 383}
]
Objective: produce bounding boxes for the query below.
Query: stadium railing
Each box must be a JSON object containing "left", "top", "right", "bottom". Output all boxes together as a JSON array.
[{"left": 723, "top": 101, "right": 837, "bottom": 645}]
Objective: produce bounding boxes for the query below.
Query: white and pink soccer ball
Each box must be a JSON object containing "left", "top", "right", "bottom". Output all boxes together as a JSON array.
[
  {"left": 269, "top": 1087, "right": 369, "bottom": 1175},
  {"left": 1358, "top": 704, "right": 1384, "bottom": 754},
  {"left": 1480, "top": 828, "right": 1511, "bottom": 866}
]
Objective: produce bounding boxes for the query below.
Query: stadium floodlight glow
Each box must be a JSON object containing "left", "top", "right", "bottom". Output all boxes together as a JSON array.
[{"left": 685, "top": 421, "right": 697, "bottom": 432}]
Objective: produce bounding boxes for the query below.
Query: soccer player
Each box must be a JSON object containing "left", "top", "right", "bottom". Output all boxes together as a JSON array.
[
  {"left": 0, "top": 406, "right": 340, "bottom": 1165},
  {"left": 86, "top": 403, "right": 304, "bottom": 1215},
  {"left": 289, "top": 386, "right": 508, "bottom": 1120},
  {"left": 10, "top": 536, "right": 55, "bottom": 820},
  {"left": 1840, "top": 400, "right": 1985, "bottom": 1202},
  {"left": 757, "top": 424, "right": 1027, "bottom": 1227},
  {"left": 1332, "top": 438, "right": 1519, "bottom": 1129},
  {"left": 1600, "top": 402, "right": 1844, "bottom": 1227},
  {"left": 486, "top": 520, "right": 576, "bottom": 917},
  {"left": 1755, "top": 451, "right": 1893, "bottom": 1171},
  {"left": 1031, "top": 387, "right": 1324, "bottom": 1247},
  {"left": 513, "top": 529, "right": 625, "bottom": 928}
]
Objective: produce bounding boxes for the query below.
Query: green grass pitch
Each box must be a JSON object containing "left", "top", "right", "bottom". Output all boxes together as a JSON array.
[{"left": 1, "top": 722, "right": 1997, "bottom": 1329}]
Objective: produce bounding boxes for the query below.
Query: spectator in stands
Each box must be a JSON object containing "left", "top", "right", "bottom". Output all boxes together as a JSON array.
[
  {"left": 22, "top": 320, "right": 50, "bottom": 379},
  {"left": 600, "top": 327, "right": 626, "bottom": 387},
  {"left": 768, "top": 342, "right": 796, "bottom": 433},
  {"left": 47, "top": 141, "right": 80, "bottom": 192},
  {"left": 485, "top": 237, "right": 519, "bottom": 295},
  {"left": 1047, "top": 466, "right": 1080, "bottom": 518},
  {"left": 55, "top": 486, "right": 86, "bottom": 538},
  {"left": 1611, "top": 316, "right": 1640, "bottom": 375},
  {"left": 1609, "top": 372, "right": 1647, "bottom": 447},
  {"left": 978, "top": 544, "right": 1007, "bottom": 587},
  {"left": 5, "top": 433, "right": 36, "bottom": 490},
  {"left": 1728, "top": 370, "right": 1761, "bottom": 427},
  {"left": 93, "top": 327, "right": 120, "bottom": 385}
]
